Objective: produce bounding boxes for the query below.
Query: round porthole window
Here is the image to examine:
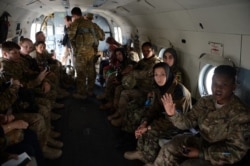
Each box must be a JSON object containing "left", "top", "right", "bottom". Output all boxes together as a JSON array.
[{"left": 198, "top": 64, "right": 216, "bottom": 96}]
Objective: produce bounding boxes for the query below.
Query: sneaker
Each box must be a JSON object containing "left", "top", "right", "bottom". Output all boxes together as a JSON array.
[
  {"left": 47, "top": 137, "right": 63, "bottom": 148},
  {"left": 124, "top": 151, "right": 146, "bottom": 163},
  {"left": 42, "top": 146, "right": 62, "bottom": 159},
  {"left": 72, "top": 93, "right": 87, "bottom": 100}
]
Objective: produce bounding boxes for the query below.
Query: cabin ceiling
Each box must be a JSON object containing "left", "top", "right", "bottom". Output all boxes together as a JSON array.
[
  {"left": 0, "top": 0, "right": 249, "bottom": 36},
  {"left": 1, "top": 0, "right": 248, "bottom": 14}
]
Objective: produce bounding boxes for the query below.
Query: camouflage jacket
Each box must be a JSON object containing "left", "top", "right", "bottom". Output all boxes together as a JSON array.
[
  {"left": 93, "top": 22, "right": 105, "bottom": 42},
  {"left": 0, "top": 58, "right": 40, "bottom": 89},
  {"left": 20, "top": 54, "right": 52, "bottom": 85},
  {"left": 170, "top": 95, "right": 250, "bottom": 165},
  {"left": 67, "top": 17, "right": 96, "bottom": 56},
  {"left": 0, "top": 76, "right": 19, "bottom": 113},
  {"left": 131, "top": 55, "right": 161, "bottom": 92}
]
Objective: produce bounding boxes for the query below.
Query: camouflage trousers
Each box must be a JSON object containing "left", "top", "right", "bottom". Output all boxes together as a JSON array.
[
  {"left": 122, "top": 100, "right": 146, "bottom": 133},
  {"left": 104, "top": 73, "right": 121, "bottom": 102},
  {"left": 13, "top": 112, "right": 48, "bottom": 148},
  {"left": 113, "top": 85, "right": 124, "bottom": 109},
  {"left": 137, "top": 118, "right": 181, "bottom": 163},
  {"left": 75, "top": 55, "right": 96, "bottom": 95},
  {"left": 118, "top": 88, "right": 147, "bottom": 115},
  {"left": 35, "top": 98, "right": 52, "bottom": 140},
  {"left": 154, "top": 135, "right": 212, "bottom": 166}
]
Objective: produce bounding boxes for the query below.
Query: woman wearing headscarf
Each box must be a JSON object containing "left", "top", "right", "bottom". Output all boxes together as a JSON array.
[
  {"left": 162, "top": 48, "right": 183, "bottom": 83},
  {"left": 123, "top": 62, "right": 192, "bottom": 164},
  {"left": 97, "top": 47, "right": 137, "bottom": 110}
]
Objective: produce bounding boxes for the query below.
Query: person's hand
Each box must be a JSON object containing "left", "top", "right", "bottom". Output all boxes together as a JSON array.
[
  {"left": 161, "top": 93, "right": 176, "bottom": 116},
  {"left": 42, "top": 82, "right": 51, "bottom": 93},
  {"left": 10, "top": 78, "right": 23, "bottom": 88},
  {"left": 5, "top": 114, "right": 15, "bottom": 123},
  {"left": 8, "top": 154, "right": 18, "bottom": 160},
  {"left": 182, "top": 146, "right": 199, "bottom": 158},
  {"left": 0, "top": 114, "right": 15, "bottom": 124},
  {"left": 9, "top": 120, "right": 29, "bottom": 130},
  {"left": 135, "top": 127, "right": 148, "bottom": 139},
  {"left": 135, "top": 121, "right": 148, "bottom": 139}
]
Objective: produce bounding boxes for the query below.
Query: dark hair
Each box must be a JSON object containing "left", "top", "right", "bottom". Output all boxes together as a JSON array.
[
  {"left": 114, "top": 47, "right": 127, "bottom": 61},
  {"left": 106, "top": 37, "right": 121, "bottom": 47},
  {"left": 214, "top": 65, "right": 236, "bottom": 82},
  {"left": 1, "top": 41, "right": 20, "bottom": 52},
  {"left": 19, "top": 38, "right": 33, "bottom": 45},
  {"left": 34, "top": 41, "right": 46, "bottom": 47},
  {"left": 65, "top": 15, "right": 72, "bottom": 21},
  {"left": 35, "top": 31, "right": 45, "bottom": 42},
  {"left": 163, "top": 48, "right": 178, "bottom": 66},
  {"left": 153, "top": 62, "right": 175, "bottom": 95},
  {"left": 71, "top": 7, "right": 82, "bottom": 16},
  {"left": 35, "top": 31, "right": 44, "bottom": 38},
  {"left": 141, "top": 42, "right": 154, "bottom": 50}
]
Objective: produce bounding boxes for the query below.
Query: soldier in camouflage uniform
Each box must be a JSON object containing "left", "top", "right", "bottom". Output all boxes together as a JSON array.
[
  {"left": 98, "top": 47, "right": 137, "bottom": 110},
  {"left": 153, "top": 65, "right": 250, "bottom": 166},
  {"left": 0, "top": 41, "right": 62, "bottom": 159},
  {"left": 109, "top": 42, "right": 161, "bottom": 127},
  {"left": 68, "top": 7, "right": 98, "bottom": 99},
  {"left": 85, "top": 13, "right": 105, "bottom": 56},
  {"left": 124, "top": 62, "right": 192, "bottom": 163}
]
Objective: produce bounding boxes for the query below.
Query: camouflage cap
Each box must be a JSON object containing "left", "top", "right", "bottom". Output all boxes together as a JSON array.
[{"left": 87, "top": 13, "right": 94, "bottom": 20}]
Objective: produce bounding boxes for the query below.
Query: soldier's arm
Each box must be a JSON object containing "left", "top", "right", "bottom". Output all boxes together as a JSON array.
[
  {"left": 202, "top": 112, "right": 250, "bottom": 165},
  {"left": 169, "top": 97, "right": 206, "bottom": 130},
  {"left": 132, "top": 58, "right": 160, "bottom": 80},
  {"left": 0, "top": 81, "right": 20, "bottom": 113},
  {"left": 94, "top": 23, "right": 105, "bottom": 41},
  {"left": 131, "top": 63, "right": 154, "bottom": 80}
]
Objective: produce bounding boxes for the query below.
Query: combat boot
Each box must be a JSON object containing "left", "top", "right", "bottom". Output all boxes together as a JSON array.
[
  {"left": 57, "top": 88, "right": 70, "bottom": 99},
  {"left": 99, "top": 102, "right": 113, "bottom": 110},
  {"left": 96, "top": 93, "right": 106, "bottom": 100},
  {"left": 50, "top": 130, "right": 61, "bottom": 138},
  {"left": 107, "top": 111, "right": 120, "bottom": 121},
  {"left": 48, "top": 137, "right": 64, "bottom": 148},
  {"left": 51, "top": 112, "right": 62, "bottom": 121},
  {"left": 124, "top": 150, "right": 146, "bottom": 163},
  {"left": 72, "top": 93, "right": 87, "bottom": 100},
  {"left": 111, "top": 116, "right": 123, "bottom": 127},
  {"left": 87, "top": 91, "right": 95, "bottom": 97},
  {"left": 43, "top": 146, "right": 62, "bottom": 159},
  {"left": 52, "top": 102, "right": 65, "bottom": 109}
]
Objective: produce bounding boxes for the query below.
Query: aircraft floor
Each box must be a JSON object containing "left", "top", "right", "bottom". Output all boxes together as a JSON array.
[
  {"left": 45, "top": 84, "right": 250, "bottom": 166},
  {"left": 46, "top": 85, "right": 143, "bottom": 166}
]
